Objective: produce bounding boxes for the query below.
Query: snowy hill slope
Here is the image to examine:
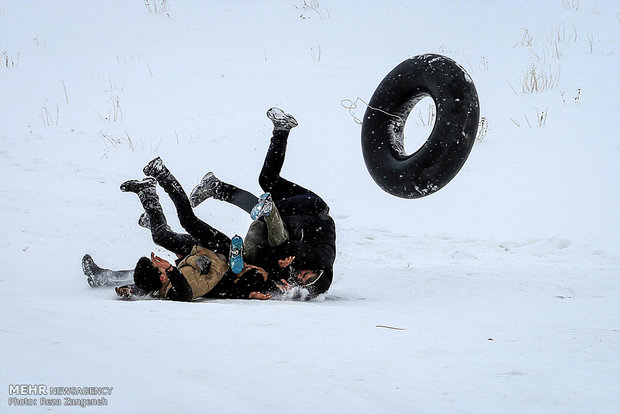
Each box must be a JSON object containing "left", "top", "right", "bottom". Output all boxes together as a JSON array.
[{"left": 1, "top": 1, "right": 618, "bottom": 413}]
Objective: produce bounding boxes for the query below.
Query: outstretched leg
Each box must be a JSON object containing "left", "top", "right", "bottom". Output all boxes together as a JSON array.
[
  {"left": 237, "top": 201, "right": 289, "bottom": 265},
  {"left": 191, "top": 173, "right": 295, "bottom": 239},
  {"left": 143, "top": 158, "right": 231, "bottom": 256},
  {"left": 120, "top": 177, "right": 197, "bottom": 257},
  {"left": 190, "top": 172, "right": 258, "bottom": 213},
  {"left": 258, "top": 129, "right": 309, "bottom": 200},
  {"left": 259, "top": 108, "right": 327, "bottom": 211},
  {"left": 243, "top": 220, "right": 268, "bottom": 264},
  {"left": 187, "top": 171, "right": 289, "bottom": 263},
  {"left": 82, "top": 254, "right": 134, "bottom": 287}
]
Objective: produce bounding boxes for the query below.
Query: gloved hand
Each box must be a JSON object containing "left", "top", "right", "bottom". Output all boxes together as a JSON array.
[{"left": 195, "top": 255, "right": 212, "bottom": 275}]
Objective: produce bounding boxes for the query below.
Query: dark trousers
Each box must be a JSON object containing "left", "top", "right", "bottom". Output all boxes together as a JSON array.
[
  {"left": 143, "top": 172, "right": 231, "bottom": 258},
  {"left": 216, "top": 130, "right": 330, "bottom": 264},
  {"left": 219, "top": 130, "right": 329, "bottom": 217},
  {"left": 259, "top": 130, "right": 329, "bottom": 216}
]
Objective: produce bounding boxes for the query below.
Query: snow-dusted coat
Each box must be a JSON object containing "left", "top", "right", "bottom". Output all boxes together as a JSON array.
[{"left": 155, "top": 245, "right": 229, "bottom": 301}]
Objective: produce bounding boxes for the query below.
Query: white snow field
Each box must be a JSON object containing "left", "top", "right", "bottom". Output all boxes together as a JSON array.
[{"left": 1, "top": 1, "right": 618, "bottom": 413}]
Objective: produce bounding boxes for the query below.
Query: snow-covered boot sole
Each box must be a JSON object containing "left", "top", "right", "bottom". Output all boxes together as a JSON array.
[
  {"left": 120, "top": 177, "right": 157, "bottom": 193},
  {"left": 267, "top": 107, "right": 298, "bottom": 131},
  {"left": 143, "top": 156, "right": 166, "bottom": 178}
]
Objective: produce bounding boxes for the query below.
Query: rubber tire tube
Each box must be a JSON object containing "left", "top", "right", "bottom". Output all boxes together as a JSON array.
[{"left": 361, "top": 54, "right": 480, "bottom": 199}]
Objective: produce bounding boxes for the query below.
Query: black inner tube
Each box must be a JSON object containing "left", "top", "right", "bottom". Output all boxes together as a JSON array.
[{"left": 361, "top": 54, "right": 480, "bottom": 199}]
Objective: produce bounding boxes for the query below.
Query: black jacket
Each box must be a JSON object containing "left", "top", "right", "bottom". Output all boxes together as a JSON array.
[
  {"left": 164, "top": 267, "right": 193, "bottom": 301},
  {"left": 204, "top": 269, "right": 267, "bottom": 300},
  {"left": 264, "top": 212, "right": 336, "bottom": 296},
  {"left": 280, "top": 213, "right": 336, "bottom": 270}
]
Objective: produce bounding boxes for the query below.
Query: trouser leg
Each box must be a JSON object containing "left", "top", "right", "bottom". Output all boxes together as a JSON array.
[
  {"left": 138, "top": 187, "right": 197, "bottom": 257},
  {"left": 215, "top": 179, "right": 288, "bottom": 249},
  {"left": 263, "top": 204, "right": 288, "bottom": 246},
  {"left": 258, "top": 130, "right": 308, "bottom": 199},
  {"left": 96, "top": 269, "right": 135, "bottom": 287},
  {"left": 255, "top": 130, "right": 334, "bottom": 249},
  {"left": 243, "top": 204, "right": 288, "bottom": 264},
  {"left": 155, "top": 169, "right": 231, "bottom": 256},
  {"left": 218, "top": 182, "right": 258, "bottom": 214},
  {"left": 243, "top": 220, "right": 268, "bottom": 264},
  {"left": 82, "top": 254, "right": 135, "bottom": 287},
  {"left": 105, "top": 269, "right": 134, "bottom": 285},
  {"left": 245, "top": 194, "right": 329, "bottom": 262},
  {"left": 258, "top": 130, "right": 326, "bottom": 206},
  {"left": 274, "top": 194, "right": 329, "bottom": 217}
]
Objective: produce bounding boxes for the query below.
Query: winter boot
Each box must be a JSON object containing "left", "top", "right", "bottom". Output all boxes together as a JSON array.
[
  {"left": 137, "top": 185, "right": 161, "bottom": 212},
  {"left": 143, "top": 156, "right": 169, "bottom": 179},
  {"left": 82, "top": 254, "right": 105, "bottom": 287},
  {"left": 266, "top": 107, "right": 298, "bottom": 131},
  {"left": 229, "top": 234, "right": 244, "bottom": 274},
  {"left": 189, "top": 172, "right": 223, "bottom": 208},
  {"left": 121, "top": 176, "right": 161, "bottom": 212},
  {"left": 120, "top": 177, "right": 157, "bottom": 193},
  {"left": 82, "top": 254, "right": 134, "bottom": 287},
  {"left": 250, "top": 192, "right": 274, "bottom": 220}
]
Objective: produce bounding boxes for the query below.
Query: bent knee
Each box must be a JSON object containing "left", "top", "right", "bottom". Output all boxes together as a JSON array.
[
  {"left": 258, "top": 173, "right": 276, "bottom": 191},
  {"left": 151, "top": 224, "right": 171, "bottom": 246}
]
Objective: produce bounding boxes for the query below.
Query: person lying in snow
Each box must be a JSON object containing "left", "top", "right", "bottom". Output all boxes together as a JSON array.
[
  {"left": 189, "top": 107, "right": 336, "bottom": 299},
  {"left": 82, "top": 108, "right": 336, "bottom": 300},
  {"left": 118, "top": 158, "right": 274, "bottom": 301}
]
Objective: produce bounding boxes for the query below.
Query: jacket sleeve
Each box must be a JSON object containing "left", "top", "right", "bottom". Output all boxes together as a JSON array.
[
  {"left": 232, "top": 271, "right": 268, "bottom": 299},
  {"left": 165, "top": 268, "right": 193, "bottom": 302}
]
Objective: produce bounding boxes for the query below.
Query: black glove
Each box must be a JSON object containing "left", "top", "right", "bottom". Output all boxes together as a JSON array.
[{"left": 195, "top": 256, "right": 212, "bottom": 275}]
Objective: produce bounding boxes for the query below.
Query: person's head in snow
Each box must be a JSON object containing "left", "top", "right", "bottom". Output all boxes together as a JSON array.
[
  {"left": 128, "top": 249, "right": 269, "bottom": 301},
  {"left": 83, "top": 107, "right": 336, "bottom": 301},
  {"left": 133, "top": 252, "right": 210, "bottom": 293},
  {"left": 133, "top": 254, "right": 168, "bottom": 292},
  {"left": 116, "top": 159, "right": 273, "bottom": 301}
]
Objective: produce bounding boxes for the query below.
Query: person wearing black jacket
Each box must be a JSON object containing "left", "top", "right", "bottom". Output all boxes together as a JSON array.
[
  {"left": 85, "top": 108, "right": 336, "bottom": 300},
  {"left": 117, "top": 160, "right": 271, "bottom": 302},
  {"left": 190, "top": 108, "right": 336, "bottom": 299}
]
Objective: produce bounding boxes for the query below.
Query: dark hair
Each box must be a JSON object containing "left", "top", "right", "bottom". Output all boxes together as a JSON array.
[{"left": 133, "top": 256, "right": 162, "bottom": 292}]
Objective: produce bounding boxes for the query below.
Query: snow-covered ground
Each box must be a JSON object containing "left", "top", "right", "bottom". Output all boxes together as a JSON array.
[{"left": 1, "top": 1, "right": 618, "bottom": 412}]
